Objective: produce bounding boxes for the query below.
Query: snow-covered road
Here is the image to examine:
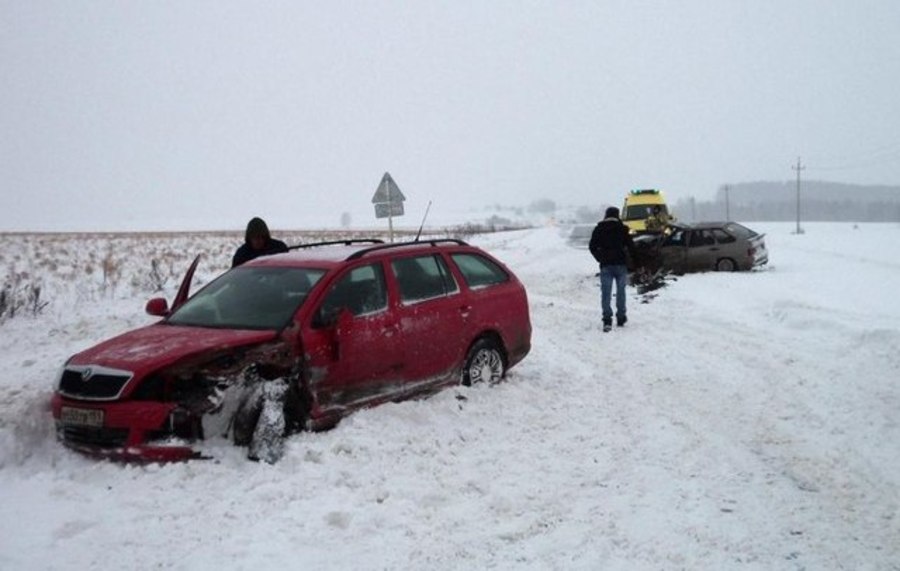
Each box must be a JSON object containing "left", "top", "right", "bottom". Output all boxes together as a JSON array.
[{"left": 1, "top": 222, "right": 898, "bottom": 570}]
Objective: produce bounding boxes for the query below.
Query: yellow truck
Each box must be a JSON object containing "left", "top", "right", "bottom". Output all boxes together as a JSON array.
[{"left": 622, "top": 189, "right": 673, "bottom": 234}]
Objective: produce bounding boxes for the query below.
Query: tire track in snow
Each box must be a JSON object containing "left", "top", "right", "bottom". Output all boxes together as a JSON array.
[{"left": 510, "top": 226, "right": 900, "bottom": 567}]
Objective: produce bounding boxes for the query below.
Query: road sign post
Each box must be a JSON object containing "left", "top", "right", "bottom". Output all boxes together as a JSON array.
[{"left": 372, "top": 172, "right": 406, "bottom": 242}]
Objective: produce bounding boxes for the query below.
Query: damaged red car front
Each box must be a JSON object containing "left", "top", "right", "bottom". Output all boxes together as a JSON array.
[
  {"left": 51, "top": 256, "right": 323, "bottom": 461},
  {"left": 51, "top": 239, "right": 532, "bottom": 463}
]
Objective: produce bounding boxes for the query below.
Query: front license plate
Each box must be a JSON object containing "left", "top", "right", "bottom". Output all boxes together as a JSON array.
[{"left": 60, "top": 406, "right": 104, "bottom": 428}]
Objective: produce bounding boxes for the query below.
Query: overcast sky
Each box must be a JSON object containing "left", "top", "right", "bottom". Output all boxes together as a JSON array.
[{"left": 2, "top": 1, "right": 899, "bottom": 231}]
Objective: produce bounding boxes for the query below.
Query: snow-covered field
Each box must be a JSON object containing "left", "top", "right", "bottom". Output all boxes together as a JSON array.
[{"left": 1, "top": 222, "right": 898, "bottom": 570}]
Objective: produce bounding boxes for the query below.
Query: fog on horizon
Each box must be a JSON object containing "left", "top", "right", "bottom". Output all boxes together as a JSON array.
[{"left": 2, "top": 1, "right": 899, "bottom": 232}]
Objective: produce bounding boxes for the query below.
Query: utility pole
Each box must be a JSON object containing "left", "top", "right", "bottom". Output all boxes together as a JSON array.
[
  {"left": 792, "top": 157, "right": 805, "bottom": 234},
  {"left": 723, "top": 184, "right": 731, "bottom": 220}
]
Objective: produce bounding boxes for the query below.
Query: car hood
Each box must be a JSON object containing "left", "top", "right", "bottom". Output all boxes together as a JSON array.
[{"left": 68, "top": 324, "right": 279, "bottom": 375}]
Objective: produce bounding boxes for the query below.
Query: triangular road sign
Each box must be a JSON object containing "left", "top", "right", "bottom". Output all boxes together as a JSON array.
[{"left": 371, "top": 172, "right": 406, "bottom": 204}]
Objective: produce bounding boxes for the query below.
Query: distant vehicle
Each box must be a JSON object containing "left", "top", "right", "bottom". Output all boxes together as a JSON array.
[
  {"left": 622, "top": 189, "right": 673, "bottom": 234},
  {"left": 634, "top": 221, "right": 768, "bottom": 274},
  {"left": 567, "top": 224, "right": 595, "bottom": 249},
  {"left": 52, "top": 239, "right": 532, "bottom": 463}
]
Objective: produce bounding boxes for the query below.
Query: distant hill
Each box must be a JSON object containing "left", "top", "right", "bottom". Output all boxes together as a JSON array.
[{"left": 673, "top": 180, "right": 900, "bottom": 222}]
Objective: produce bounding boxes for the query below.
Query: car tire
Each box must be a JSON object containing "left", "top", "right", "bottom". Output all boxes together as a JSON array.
[
  {"left": 247, "top": 380, "right": 288, "bottom": 464},
  {"left": 715, "top": 258, "right": 736, "bottom": 272},
  {"left": 461, "top": 338, "right": 505, "bottom": 386},
  {"left": 232, "top": 383, "right": 264, "bottom": 447}
]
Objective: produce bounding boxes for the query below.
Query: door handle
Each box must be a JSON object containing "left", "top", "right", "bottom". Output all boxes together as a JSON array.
[{"left": 459, "top": 305, "right": 472, "bottom": 317}]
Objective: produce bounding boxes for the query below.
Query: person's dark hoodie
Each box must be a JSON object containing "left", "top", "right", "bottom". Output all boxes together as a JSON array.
[
  {"left": 232, "top": 217, "right": 289, "bottom": 268},
  {"left": 589, "top": 207, "right": 635, "bottom": 267}
]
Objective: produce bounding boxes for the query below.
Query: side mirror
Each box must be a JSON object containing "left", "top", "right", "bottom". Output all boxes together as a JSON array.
[
  {"left": 145, "top": 297, "right": 169, "bottom": 316},
  {"left": 313, "top": 306, "right": 338, "bottom": 329}
]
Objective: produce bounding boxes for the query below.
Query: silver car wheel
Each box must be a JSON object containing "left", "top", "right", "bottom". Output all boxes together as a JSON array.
[
  {"left": 716, "top": 258, "right": 736, "bottom": 272},
  {"left": 463, "top": 341, "right": 505, "bottom": 386}
]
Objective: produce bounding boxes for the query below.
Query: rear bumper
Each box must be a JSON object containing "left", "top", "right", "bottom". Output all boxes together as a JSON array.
[{"left": 506, "top": 326, "right": 532, "bottom": 370}]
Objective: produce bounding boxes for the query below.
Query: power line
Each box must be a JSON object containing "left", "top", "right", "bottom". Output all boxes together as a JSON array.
[
  {"left": 806, "top": 142, "right": 900, "bottom": 171},
  {"left": 809, "top": 154, "right": 900, "bottom": 171}
]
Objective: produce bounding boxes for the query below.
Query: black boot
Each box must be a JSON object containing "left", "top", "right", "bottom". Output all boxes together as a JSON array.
[{"left": 616, "top": 316, "right": 627, "bottom": 327}]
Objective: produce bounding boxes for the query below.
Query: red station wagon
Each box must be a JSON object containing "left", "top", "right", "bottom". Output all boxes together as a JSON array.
[{"left": 51, "top": 239, "right": 532, "bottom": 462}]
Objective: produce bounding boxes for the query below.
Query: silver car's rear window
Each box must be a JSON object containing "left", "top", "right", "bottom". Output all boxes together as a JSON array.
[{"left": 723, "top": 223, "right": 757, "bottom": 239}]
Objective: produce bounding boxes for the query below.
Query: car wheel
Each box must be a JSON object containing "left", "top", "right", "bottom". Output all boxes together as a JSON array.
[
  {"left": 247, "top": 380, "right": 288, "bottom": 464},
  {"left": 715, "top": 258, "right": 736, "bottom": 272},
  {"left": 461, "top": 338, "right": 505, "bottom": 386},
  {"left": 232, "top": 383, "right": 263, "bottom": 447}
]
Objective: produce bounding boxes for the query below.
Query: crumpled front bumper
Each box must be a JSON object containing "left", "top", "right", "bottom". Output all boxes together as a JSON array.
[
  {"left": 57, "top": 438, "right": 202, "bottom": 462},
  {"left": 51, "top": 393, "right": 203, "bottom": 462}
]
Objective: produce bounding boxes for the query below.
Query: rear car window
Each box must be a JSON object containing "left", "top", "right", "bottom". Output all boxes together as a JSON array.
[
  {"left": 391, "top": 255, "right": 458, "bottom": 302},
  {"left": 451, "top": 253, "right": 510, "bottom": 288},
  {"left": 724, "top": 223, "right": 757, "bottom": 239},
  {"left": 712, "top": 229, "right": 736, "bottom": 244}
]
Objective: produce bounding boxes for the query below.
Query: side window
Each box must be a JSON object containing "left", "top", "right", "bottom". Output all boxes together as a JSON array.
[
  {"left": 712, "top": 229, "right": 736, "bottom": 244},
  {"left": 451, "top": 253, "right": 509, "bottom": 288},
  {"left": 689, "top": 230, "right": 715, "bottom": 247},
  {"left": 315, "top": 263, "right": 387, "bottom": 326},
  {"left": 391, "top": 255, "right": 458, "bottom": 303},
  {"left": 664, "top": 230, "right": 685, "bottom": 246}
]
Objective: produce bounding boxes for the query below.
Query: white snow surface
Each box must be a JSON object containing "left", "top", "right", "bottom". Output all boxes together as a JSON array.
[{"left": 1, "top": 222, "right": 899, "bottom": 570}]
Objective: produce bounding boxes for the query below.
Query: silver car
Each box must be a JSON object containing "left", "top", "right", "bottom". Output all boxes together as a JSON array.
[
  {"left": 654, "top": 222, "right": 768, "bottom": 273},
  {"left": 566, "top": 224, "right": 595, "bottom": 249}
]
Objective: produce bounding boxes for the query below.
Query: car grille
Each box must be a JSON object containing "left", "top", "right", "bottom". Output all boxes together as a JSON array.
[
  {"left": 59, "top": 425, "right": 130, "bottom": 449},
  {"left": 58, "top": 366, "right": 133, "bottom": 401}
]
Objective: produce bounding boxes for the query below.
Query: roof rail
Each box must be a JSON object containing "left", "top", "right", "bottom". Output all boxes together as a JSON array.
[
  {"left": 345, "top": 238, "right": 469, "bottom": 261},
  {"left": 288, "top": 239, "right": 384, "bottom": 251}
]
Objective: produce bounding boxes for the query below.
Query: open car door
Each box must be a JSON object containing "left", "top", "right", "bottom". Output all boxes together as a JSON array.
[{"left": 172, "top": 255, "right": 201, "bottom": 311}]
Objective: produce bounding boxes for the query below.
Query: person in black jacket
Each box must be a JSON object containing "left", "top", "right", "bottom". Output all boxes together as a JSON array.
[
  {"left": 232, "top": 217, "right": 289, "bottom": 268},
  {"left": 589, "top": 207, "right": 636, "bottom": 332}
]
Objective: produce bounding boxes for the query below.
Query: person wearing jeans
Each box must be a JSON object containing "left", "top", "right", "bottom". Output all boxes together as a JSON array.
[
  {"left": 589, "top": 207, "right": 636, "bottom": 332},
  {"left": 599, "top": 264, "right": 629, "bottom": 327}
]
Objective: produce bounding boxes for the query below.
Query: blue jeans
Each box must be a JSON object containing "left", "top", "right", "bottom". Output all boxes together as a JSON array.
[{"left": 599, "top": 264, "right": 628, "bottom": 323}]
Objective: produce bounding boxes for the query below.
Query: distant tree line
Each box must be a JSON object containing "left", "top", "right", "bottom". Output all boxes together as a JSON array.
[{"left": 673, "top": 180, "right": 900, "bottom": 222}]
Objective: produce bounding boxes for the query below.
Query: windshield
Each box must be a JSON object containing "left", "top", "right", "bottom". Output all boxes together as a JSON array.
[
  {"left": 167, "top": 266, "right": 326, "bottom": 330},
  {"left": 624, "top": 204, "right": 668, "bottom": 221}
]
